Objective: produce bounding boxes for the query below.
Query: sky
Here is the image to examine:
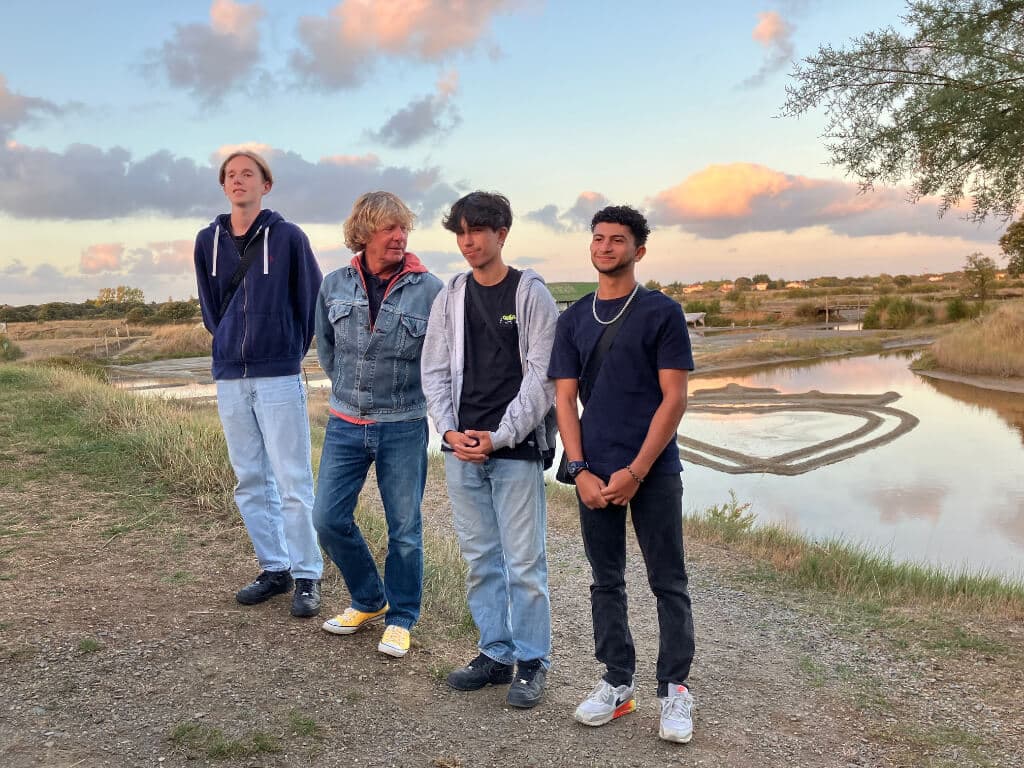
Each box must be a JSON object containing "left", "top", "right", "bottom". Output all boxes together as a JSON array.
[{"left": 0, "top": 0, "right": 1009, "bottom": 305}]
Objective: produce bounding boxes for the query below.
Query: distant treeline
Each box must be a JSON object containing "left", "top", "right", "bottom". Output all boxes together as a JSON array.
[{"left": 0, "top": 299, "right": 200, "bottom": 324}]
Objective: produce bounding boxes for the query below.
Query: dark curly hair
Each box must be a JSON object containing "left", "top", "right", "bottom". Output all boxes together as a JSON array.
[
  {"left": 590, "top": 205, "right": 650, "bottom": 247},
  {"left": 443, "top": 191, "right": 513, "bottom": 233}
]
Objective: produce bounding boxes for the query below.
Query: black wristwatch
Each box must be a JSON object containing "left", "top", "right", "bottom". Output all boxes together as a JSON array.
[{"left": 566, "top": 460, "right": 589, "bottom": 479}]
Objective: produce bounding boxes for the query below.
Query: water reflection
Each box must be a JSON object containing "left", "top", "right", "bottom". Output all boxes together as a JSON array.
[
  {"left": 683, "top": 353, "right": 1024, "bottom": 582},
  {"left": 917, "top": 375, "right": 1024, "bottom": 446}
]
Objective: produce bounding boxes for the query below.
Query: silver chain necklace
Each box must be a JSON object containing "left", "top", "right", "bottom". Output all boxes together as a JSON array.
[{"left": 592, "top": 282, "right": 640, "bottom": 325}]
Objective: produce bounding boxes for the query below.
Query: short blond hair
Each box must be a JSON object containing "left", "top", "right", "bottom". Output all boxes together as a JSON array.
[
  {"left": 343, "top": 191, "right": 416, "bottom": 253},
  {"left": 219, "top": 150, "right": 273, "bottom": 186}
]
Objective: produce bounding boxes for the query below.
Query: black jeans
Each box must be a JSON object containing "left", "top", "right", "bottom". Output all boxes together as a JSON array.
[{"left": 578, "top": 472, "right": 694, "bottom": 697}]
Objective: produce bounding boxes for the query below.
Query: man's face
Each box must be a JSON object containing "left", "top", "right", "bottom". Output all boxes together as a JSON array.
[
  {"left": 590, "top": 222, "right": 644, "bottom": 275},
  {"left": 364, "top": 220, "right": 409, "bottom": 275},
  {"left": 456, "top": 218, "right": 507, "bottom": 271},
  {"left": 222, "top": 156, "right": 270, "bottom": 208}
]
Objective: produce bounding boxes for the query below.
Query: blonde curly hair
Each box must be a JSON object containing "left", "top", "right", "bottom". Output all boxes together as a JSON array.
[{"left": 343, "top": 191, "right": 416, "bottom": 253}]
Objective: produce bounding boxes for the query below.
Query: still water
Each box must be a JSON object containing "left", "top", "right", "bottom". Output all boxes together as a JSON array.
[
  {"left": 116, "top": 352, "right": 1023, "bottom": 582},
  {"left": 682, "top": 353, "right": 1024, "bottom": 582}
]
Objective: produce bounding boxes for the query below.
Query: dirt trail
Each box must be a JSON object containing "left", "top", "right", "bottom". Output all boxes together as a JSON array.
[{"left": 2, "top": 456, "right": 1022, "bottom": 768}]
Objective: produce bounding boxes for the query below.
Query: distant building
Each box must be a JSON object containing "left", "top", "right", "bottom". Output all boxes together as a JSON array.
[
  {"left": 754, "top": 282, "right": 769, "bottom": 291},
  {"left": 682, "top": 283, "right": 704, "bottom": 294},
  {"left": 996, "top": 272, "right": 1007, "bottom": 281},
  {"left": 927, "top": 275, "right": 944, "bottom": 282},
  {"left": 546, "top": 282, "right": 598, "bottom": 313},
  {"left": 786, "top": 281, "right": 808, "bottom": 289},
  {"left": 718, "top": 282, "right": 735, "bottom": 293}
]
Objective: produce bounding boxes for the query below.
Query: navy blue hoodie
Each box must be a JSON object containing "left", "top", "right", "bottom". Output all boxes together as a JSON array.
[{"left": 194, "top": 209, "right": 323, "bottom": 380}]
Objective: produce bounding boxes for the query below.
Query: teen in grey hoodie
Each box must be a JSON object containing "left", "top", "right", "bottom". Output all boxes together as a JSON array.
[{"left": 421, "top": 192, "right": 557, "bottom": 709}]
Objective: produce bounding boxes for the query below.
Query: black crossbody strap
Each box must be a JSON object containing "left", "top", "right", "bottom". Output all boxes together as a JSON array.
[
  {"left": 217, "top": 229, "right": 264, "bottom": 321},
  {"left": 578, "top": 286, "right": 646, "bottom": 406}
]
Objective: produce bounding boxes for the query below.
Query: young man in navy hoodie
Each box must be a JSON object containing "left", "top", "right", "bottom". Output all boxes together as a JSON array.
[{"left": 194, "top": 150, "right": 324, "bottom": 618}]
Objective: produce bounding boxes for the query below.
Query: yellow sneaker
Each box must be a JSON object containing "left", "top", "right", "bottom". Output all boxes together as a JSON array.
[
  {"left": 377, "top": 624, "right": 410, "bottom": 658},
  {"left": 321, "top": 604, "right": 388, "bottom": 635}
]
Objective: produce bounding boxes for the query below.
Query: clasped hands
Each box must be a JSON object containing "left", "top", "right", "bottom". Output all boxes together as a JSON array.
[
  {"left": 576, "top": 467, "right": 640, "bottom": 509},
  {"left": 444, "top": 430, "right": 494, "bottom": 463}
]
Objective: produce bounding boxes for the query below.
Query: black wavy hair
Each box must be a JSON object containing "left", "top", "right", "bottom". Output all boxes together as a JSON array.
[
  {"left": 590, "top": 205, "right": 650, "bottom": 247},
  {"left": 442, "top": 191, "right": 513, "bottom": 233}
]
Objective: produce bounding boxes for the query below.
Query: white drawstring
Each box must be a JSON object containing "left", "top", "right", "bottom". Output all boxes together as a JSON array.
[
  {"left": 212, "top": 224, "right": 220, "bottom": 276},
  {"left": 263, "top": 226, "right": 270, "bottom": 274}
]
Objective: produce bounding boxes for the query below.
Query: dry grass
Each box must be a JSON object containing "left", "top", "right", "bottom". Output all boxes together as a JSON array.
[
  {"left": 697, "top": 335, "right": 885, "bottom": 366},
  {"left": 118, "top": 323, "right": 212, "bottom": 361},
  {"left": 928, "top": 300, "right": 1024, "bottom": 378}
]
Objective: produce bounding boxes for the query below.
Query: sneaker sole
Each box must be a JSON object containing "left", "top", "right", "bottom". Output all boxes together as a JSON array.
[
  {"left": 235, "top": 586, "right": 292, "bottom": 605},
  {"left": 574, "top": 698, "right": 636, "bottom": 727},
  {"left": 658, "top": 725, "right": 692, "bottom": 744},
  {"left": 321, "top": 614, "right": 386, "bottom": 635},
  {"left": 447, "top": 675, "right": 514, "bottom": 692},
  {"left": 377, "top": 642, "right": 408, "bottom": 658}
]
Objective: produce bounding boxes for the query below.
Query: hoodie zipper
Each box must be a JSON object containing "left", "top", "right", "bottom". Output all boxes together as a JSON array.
[{"left": 232, "top": 223, "right": 264, "bottom": 377}]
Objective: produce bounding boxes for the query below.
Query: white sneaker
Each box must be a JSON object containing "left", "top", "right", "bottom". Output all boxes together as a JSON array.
[
  {"left": 659, "top": 683, "right": 694, "bottom": 743},
  {"left": 573, "top": 679, "right": 636, "bottom": 726}
]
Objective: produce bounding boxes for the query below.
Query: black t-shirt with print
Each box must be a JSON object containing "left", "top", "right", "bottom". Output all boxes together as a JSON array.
[{"left": 458, "top": 268, "right": 540, "bottom": 461}]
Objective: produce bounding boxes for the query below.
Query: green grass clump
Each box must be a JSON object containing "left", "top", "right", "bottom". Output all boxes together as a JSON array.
[{"left": 77, "top": 637, "right": 103, "bottom": 654}]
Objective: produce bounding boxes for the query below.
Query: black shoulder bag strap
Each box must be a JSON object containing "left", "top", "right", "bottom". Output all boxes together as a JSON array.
[
  {"left": 578, "top": 285, "right": 647, "bottom": 406},
  {"left": 217, "top": 231, "right": 263, "bottom": 322}
]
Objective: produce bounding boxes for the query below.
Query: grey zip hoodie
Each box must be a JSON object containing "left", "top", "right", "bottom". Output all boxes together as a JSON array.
[{"left": 421, "top": 268, "right": 558, "bottom": 454}]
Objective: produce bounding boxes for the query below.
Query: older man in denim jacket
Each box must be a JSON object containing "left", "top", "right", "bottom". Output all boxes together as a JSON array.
[{"left": 313, "top": 191, "right": 442, "bottom": 659}]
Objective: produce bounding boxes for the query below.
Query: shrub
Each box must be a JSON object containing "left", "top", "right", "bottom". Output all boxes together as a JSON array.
[
  {"left": 0, "top": 333, "right": 24, "bottom": 361},
  {"left": 863, "top": 296, "right": 935, "bottom": 329},
  {"left": 944, "top": 297, "right": 982, "bottom": 322},
  {"left": 795, "top": 302, "right": 819, "bottom": 320}
]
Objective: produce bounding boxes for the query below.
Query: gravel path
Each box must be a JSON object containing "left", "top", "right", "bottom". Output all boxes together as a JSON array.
[{"left": 3, "top": 459, "right": 1021, "bottom": 768}]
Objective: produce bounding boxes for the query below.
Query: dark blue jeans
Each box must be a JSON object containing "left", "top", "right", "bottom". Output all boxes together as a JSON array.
[
  {"left": 578, "top": 472, "right": 695, "bottom": 697},
  {"left": 313, "top": 416, "right": 428, "bottom": 630}
]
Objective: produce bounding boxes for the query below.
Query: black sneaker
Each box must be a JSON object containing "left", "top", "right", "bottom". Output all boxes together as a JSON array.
[
  {"left": 507, "top": 659, "right": 546, "bottom": 708},
  {"left": 235, "top": 570, "right": 293, "bottom": 605},
  {"left": 291, "top": 578, "right": 321, "bottom": 618},
  {"left": 447, "top": 653, "right": 514, "bottom": 691}
]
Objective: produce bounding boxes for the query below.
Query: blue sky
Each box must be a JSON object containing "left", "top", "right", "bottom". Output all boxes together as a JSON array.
[{"left": 0, "top": 0, "right": 1006, "bottom": 305}]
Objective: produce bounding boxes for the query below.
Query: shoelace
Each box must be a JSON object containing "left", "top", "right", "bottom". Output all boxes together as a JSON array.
[
  {"left": 662, "top": 692, "right": 692, "bottom": 719},
  {"left": 381, "top": 626, "right": 406, "bottom": 645}
]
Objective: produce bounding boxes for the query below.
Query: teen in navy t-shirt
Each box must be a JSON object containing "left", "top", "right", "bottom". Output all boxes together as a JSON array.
[
  {"left": 547, "top": 289, "right": 693, "bottom": 478},
  {"left": 548, "top": 204, "right": 697, "bottom": 746}
]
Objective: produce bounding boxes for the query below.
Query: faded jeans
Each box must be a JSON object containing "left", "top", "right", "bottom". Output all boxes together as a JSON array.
[
  {"left": 216, "top": 375, "right": 323, "bottom": 580},
  {"left": 313, "top": 416, "right": 428, "bottom": 630},
  {"left": 445, "top": 454, "right": 551, "bottom": 668}
]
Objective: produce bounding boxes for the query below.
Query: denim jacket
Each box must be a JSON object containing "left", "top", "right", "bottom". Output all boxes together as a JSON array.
[{"left": 315, "top": 253, "right": 442, "bottom": 422}]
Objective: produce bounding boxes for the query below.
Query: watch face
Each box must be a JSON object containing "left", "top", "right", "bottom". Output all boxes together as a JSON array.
[{"left": 567, "top": 461, "right": 587, "bottom": 478}]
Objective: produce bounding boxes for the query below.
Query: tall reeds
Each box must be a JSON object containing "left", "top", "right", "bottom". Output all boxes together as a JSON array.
[{"left": 929, "top": 300, "right": 1024, "bottom": 378}]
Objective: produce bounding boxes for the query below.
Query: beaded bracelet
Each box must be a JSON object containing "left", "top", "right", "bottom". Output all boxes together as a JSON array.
[{"left": 625, "top": 465, "right": 642, "bottom": 485}]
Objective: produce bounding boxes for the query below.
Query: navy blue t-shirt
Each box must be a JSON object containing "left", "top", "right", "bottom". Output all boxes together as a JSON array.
[{"left": 547, "top": 289, "right": 694, "bottom": 477}]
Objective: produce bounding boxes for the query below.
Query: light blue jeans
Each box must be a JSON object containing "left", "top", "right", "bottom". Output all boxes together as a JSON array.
[
  {"left": 216, "top": 375, "right": 323, "bottom": 580},
  {"left": 313, "top": 416, "right": 428, "bottom": 630},
  {"left": 444, "top": 454, "right": 551, "bottom": 668}
]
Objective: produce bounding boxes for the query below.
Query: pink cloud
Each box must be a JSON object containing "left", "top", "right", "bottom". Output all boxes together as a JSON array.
[
  {"left": 128, "top": 241, "right": 194, "bottom": 276},
  {"left": 292, "top": 0, "right": 520, "bottom": 89},
  {"left": 209, "top": 0, "right": 261, "bottom": 37},
  {"left": 80, "top": 243, "right": 124, "bottom": 274},
  {"left": 654, "top": 163, "right": 803, "bottom": 219},
  {"left": 752, "top": 11, "right": 789, "bottom": 46}
]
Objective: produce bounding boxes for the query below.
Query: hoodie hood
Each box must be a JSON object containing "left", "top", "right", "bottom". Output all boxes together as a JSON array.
[{"left": 208, "top": 209, "right": 285, "bottom": 277}]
